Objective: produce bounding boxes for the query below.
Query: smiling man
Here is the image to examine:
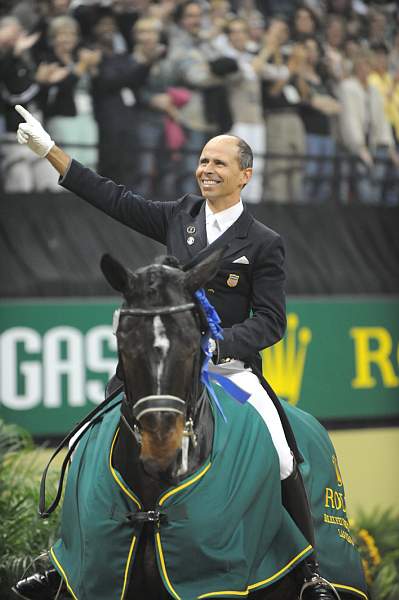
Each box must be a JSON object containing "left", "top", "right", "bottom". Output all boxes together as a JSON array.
[
  {"left": 196, "top": 135, "right": 252, "bottom": 208},
  {"left": 14, "top": 105, "right": 338, "bottom": 600}
]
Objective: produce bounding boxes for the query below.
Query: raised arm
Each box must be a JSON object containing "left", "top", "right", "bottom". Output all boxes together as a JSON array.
[
  {"left": 14, "top": 104, "right": 175, "bottom": 243},
  {"left": 15, "top": 104, "right": 71, "bottom": 175}
]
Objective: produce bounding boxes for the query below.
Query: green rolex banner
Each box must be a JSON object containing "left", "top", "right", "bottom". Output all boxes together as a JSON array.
[{"left": 0, "top": 298, "right": 398, "bottom": 436}]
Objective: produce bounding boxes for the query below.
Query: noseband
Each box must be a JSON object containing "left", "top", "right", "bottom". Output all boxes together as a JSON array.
[{"left": 116, "top": 301, "right": 198, "bottom": 422}]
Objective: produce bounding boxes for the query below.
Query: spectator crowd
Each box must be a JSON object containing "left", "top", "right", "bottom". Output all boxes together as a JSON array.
[{"left": 1, "top": 0, "right": 398, "bottom": 204}]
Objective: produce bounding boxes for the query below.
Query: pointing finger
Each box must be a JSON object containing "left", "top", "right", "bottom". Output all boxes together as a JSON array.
[{"left": 15, "top": 104, "right": 36, "bottom": 124}]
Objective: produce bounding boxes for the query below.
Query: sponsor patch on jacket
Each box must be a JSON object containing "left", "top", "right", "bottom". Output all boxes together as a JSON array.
[{"left": 227, "top": 274, "right": 240, "bottom": 288}]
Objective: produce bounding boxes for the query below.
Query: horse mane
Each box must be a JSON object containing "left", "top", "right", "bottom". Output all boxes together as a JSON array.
[{"left": 154, "top": 255, "right": 183, "bottom": 270}]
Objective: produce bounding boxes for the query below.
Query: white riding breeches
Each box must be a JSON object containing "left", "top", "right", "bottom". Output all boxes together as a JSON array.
[{"left": 208, "top": 360, "right": 294, "bottom": 480}]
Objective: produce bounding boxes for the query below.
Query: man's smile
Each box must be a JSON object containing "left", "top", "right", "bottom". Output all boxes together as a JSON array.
[{"left": 201, "top": 179, "right": 221, "bottom": 186}]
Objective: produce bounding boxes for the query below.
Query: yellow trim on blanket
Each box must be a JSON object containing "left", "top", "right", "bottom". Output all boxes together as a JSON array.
[
  {"left": 158, "top": 461, "right": 212, "bottom": 506},
  {"left": 155, "top": 532, "right": 181, "bottom": 600},
  {"left": 333, "top": 583, "right": 369, "bottom": 599},
  {"left": 109, "top": 428, "right": 141, "bottom": 509},
  {"left": 50, "top": 547, "right": 79, "bottom": 600},
  {"left": 198, "top": 545, "right": 313, "bottom": 598},
  {"left": 120, "top": 535, "right": 137, "bottom": 599}
]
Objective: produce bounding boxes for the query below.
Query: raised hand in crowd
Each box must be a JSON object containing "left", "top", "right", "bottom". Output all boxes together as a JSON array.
[
  {"left": 251, "top": 19, "right": 289, "bottom": 74},
  {"left": 148, "top": 93, "right": 180, "bottom": 121},
  {"left": 35, "top": 61, "right": 70, "bottom": 84},
  {"left": 13, "top": 31, "right": 41, "bottom": 57},
  {"left": 0, "top": 16, "right": 35, "bottom": 55},
  {"left": 148, "top": 0, "right": 176, "bottom": 24},
  {"left": 287, "top": 44, "right": 308, "bottom": 77},
  {"left": 75, "top": 47, "right": 102, "bottom": 75}
]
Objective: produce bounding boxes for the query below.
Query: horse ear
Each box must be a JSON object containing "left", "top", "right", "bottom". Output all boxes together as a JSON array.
[
  {"left": 100, "top": 254, "right": 133, "bottom": 294},
  {"left": 184, "top": 247, "right": 226, "bottom": 294}
]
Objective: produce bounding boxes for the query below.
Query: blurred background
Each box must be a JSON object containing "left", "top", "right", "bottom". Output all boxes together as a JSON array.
[{"left": 0, "top": 0, "right": 398, "bottom": 597}]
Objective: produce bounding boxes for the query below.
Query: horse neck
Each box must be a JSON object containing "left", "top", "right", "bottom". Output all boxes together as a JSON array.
[{"left": 112, "top": 391, "right": 214, "bottom": 509}]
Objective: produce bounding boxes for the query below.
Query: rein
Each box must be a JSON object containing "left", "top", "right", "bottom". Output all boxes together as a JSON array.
[{"left": 38, "top": 294, "right": 216, "bottom": 518}]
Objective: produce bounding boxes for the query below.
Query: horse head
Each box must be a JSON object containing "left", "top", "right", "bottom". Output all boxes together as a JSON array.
[{"left": 101, "top": 249, "right": 224, "bottom": 476}]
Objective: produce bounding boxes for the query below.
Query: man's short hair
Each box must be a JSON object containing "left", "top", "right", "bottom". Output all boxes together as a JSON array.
[{"left": 235, "top": 137, "right": 253, "bottom": 169}]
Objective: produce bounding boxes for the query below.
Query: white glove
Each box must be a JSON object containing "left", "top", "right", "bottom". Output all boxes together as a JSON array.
[{"left": 15, "top": 105, "right": 55, "bottom": 158}]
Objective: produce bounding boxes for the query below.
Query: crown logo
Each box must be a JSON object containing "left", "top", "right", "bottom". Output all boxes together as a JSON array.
[{"left": 262, "top": 313, "right": 312, "bottom": 405}]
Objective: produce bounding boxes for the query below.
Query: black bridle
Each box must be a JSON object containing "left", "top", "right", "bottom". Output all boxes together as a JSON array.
[
  {"left": 39, "top": 300, "right": 206, "bottom": 518},
  {"left": 116, "top": 300, "right": 202, "bottom": 427},
  {"left": 117, "top": 302, "right": 196, "bottom": 317}
]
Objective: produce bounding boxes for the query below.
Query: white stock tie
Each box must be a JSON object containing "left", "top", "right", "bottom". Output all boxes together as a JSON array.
[{"left": 207, "top": 215, "right": 222, "bottom": 245}]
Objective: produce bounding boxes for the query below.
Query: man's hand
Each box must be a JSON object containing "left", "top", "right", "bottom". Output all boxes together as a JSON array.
[{"left": 15, "top": 105, "right": 54, "bottom": 158}]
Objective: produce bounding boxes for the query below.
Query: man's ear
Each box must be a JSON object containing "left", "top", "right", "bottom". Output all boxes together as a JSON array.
[
  {"left": 184, "top": 247, "right": 226, "bottom": 294},
  {"left": 100, "top": 254, "right": 135, "bottom": 294},
  {"left": 240, "top": 167, "right": 253, "bottom": 189}
]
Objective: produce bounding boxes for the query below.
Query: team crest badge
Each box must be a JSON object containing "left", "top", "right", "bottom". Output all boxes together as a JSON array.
[{"left": 227, "top": 274, "right": 240, "bottom": 288}]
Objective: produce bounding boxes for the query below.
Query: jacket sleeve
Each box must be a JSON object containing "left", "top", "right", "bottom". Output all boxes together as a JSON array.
[
  {"left": 59, "top": 159, "right": 177, "bottom": 244},
  {"left": 218, "top": 235, "right": 286, "bottom": 361}
]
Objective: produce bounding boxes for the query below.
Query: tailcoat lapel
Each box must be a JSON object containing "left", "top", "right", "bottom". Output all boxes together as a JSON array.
[
  {"left": 184, "top": 205, "right": 254, "bottom": 268},
  {"left": 180, "top": 202, "right": 207, "bottom": 259}
]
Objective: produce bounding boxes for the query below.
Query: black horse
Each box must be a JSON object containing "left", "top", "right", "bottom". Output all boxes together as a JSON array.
[
  {"left": 104, "top": 250, "right": 303, "bottom": 600},
  {"left": 21, "top": 250, "right": 367, "bottom": 600}
]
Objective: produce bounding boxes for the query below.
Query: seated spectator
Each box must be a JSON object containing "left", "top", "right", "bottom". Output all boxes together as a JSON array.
[
  {"left": 296, "top": 36, "right": 340, "bottom": 202},
  {"left": 38, "top": 14, "right": 98, "bottom": 188},
  {"left": 0, "top": 15, "right": 55, "bottom": 191},
  {"left": 337, "top": 49, "right": 399, "bottom": 205}
]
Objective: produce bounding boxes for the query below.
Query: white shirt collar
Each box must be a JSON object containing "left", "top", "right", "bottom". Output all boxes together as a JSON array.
[{"left": 205, "top": 200, "right": 244, "bottom": 234}]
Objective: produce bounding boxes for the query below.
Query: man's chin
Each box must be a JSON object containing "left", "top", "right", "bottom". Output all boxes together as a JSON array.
[{"left": 201, "top": 185, "right": 220, "bottom": 195}]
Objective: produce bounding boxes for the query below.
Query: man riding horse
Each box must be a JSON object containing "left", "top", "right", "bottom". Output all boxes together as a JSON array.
[{"left": 14, "top": 104, "right": 339, "bottom": 599}]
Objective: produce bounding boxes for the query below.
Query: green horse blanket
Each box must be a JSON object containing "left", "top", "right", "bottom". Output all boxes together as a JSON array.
[{"left": 51, "top": 388, "right": 367, "bottom": 600}]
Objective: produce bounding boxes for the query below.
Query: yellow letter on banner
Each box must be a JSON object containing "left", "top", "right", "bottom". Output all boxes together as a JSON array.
[{"left": 350, "top": 327, "right": 399, "bottom": 389}]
